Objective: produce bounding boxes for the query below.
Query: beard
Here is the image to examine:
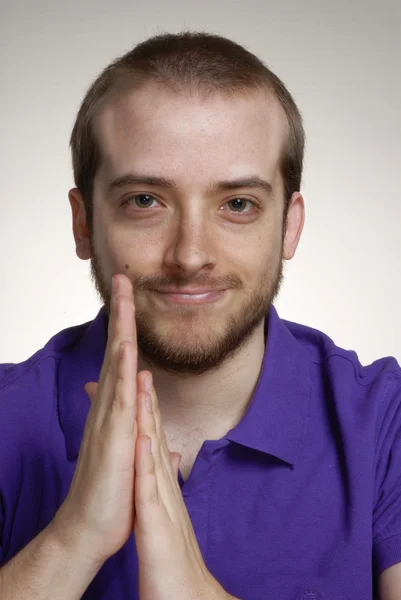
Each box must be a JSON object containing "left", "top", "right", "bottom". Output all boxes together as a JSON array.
[{"left": 89, "top": 238, "right": 284, "bottom": 376}]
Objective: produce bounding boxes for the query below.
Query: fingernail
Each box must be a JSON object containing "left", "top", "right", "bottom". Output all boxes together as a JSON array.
[{"left": 144, "top": 373, "right": 153, "bottom": 391}]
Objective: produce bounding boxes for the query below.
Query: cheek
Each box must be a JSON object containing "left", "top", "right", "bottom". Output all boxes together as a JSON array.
[
  {"left": 246, "top": 233, "right": 282, "bottom": 276},
  {"left": 106, "top": 228, "right": 162, "bottom": 270},
  {"left": 92, "top": 203, "right": 162, "bottom": 272}
]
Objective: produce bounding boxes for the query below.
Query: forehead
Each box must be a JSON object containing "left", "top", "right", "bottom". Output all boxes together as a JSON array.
[{"left": 93, "top": 82, "right": 289, "bottom": 189}]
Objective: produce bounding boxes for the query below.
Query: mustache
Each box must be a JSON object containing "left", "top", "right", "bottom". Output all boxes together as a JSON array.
[{"left": 131, "top": 274, "right": 242, "bottom": 291}]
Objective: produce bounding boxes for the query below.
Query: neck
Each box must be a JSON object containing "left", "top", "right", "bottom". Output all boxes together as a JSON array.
[{"left": 137, "top": 320, "right": 267, "bottom": 437}]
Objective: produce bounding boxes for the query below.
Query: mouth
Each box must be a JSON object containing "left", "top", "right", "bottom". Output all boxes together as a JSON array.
[{"left": 153, "top": 289, "right": 228, "bottom": 305}]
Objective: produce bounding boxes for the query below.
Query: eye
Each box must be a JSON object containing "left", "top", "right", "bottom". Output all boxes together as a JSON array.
[
  {"left": 122, "top": 194, "right": 259, "bottom": 217},
  {"left": 226, "top": 198, "right": 257, "bottom": 215},
  {"left": 125, "top": 194, "right": 159, "bottom": 209}
]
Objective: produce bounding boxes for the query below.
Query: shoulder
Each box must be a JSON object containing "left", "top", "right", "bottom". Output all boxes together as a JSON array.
[
  {"left": 283, "top": 315, "right": 401, "bottom": 388},
  {"left": 0, "top": 352, "right": 59, "bottom": 444},
  {"left": 282, "top": 315, "right": 401, "bottom": 434},
  {"left": 0, "top": 319, "right": 92, "bottom": 416},
  {"left": 0, "top": 319, "right": 93, "bottom": 484}
]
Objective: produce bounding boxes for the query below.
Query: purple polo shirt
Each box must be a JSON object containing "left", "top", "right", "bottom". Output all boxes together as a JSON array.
[{"left": 1, "top": 305, "right": 400, "bottom": 599}]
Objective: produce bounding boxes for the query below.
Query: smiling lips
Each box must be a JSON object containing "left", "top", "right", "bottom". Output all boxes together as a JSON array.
[{"left": 154, "top": 288, "right": 227, "bottom": 305}]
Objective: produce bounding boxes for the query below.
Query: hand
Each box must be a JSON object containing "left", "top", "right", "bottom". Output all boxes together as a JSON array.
[
  {"left": 133, "top": 371, "right": 232, "bottom": 600},
  {"left": 51, "top": 273, "right": 140, "bottom": 567}
]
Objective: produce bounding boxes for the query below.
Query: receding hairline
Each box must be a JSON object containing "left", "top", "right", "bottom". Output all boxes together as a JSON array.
[
  {"left": 90, "top": 75, "right": 291, "bottom": 161},
  {"left": 92, "top": 69, "right": 276, "bottom": 112}
]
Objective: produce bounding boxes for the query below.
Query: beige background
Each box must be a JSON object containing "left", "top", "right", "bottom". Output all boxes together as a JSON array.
[{"left": 1, "top": 0, "right": 400, "bottom": 365}]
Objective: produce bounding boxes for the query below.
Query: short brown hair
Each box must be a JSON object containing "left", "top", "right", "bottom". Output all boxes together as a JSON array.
[{"left": 70, "top": 31, "right": 305, "bottom": 233}]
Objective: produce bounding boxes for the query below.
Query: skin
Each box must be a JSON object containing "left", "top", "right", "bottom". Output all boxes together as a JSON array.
[{"left": 69, "top": 81, "right": 305, "bottom": 439}]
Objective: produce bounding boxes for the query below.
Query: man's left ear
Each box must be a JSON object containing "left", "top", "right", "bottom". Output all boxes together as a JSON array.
[{"left": 283, "top": 192, "right": 305, "bottom": 260}]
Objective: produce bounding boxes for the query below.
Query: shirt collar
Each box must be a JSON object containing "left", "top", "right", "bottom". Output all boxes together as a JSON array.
[
  {"left": 58, "top": 305, "right": 311, "bottom": 465},
  {"left": 225, "top": 305, "right": 311, "bottom": 467}
]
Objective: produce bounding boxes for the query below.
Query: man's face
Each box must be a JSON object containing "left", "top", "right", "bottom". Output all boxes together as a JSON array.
[{"left": 89, "top": 83, "right": 289, "bottom": 375}]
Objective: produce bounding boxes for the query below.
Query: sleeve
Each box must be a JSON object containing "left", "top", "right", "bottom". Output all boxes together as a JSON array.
[{"left": 372, "top": 373, "right": 401, "bottom": 575}]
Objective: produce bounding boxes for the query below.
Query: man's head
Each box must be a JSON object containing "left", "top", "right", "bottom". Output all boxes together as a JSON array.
[{"left": 69, "top": 31, "right": 305, "bottom": 375}]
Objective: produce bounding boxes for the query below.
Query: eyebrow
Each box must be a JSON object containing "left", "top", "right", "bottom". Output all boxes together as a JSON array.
[
  {"left": 214, "top": 177, "right": 273, "bottom": 196},
  {"left": 107, "top": 173, "right": 273, "bottom": 197}
]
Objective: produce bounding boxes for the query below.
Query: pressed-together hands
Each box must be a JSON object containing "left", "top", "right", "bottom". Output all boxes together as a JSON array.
[
  {"left": 132, "top": 353, "right": 229, "bottom": 600},
  {"left": 51, "top": 274, "right": 234, "bottom": 600}
]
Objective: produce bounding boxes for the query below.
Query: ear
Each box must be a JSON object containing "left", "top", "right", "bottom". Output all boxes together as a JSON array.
[
  {"left": 283, "top": 191, "right": 305, "bottom": 260},
  {"left": 69, "top": 187, "right": 92, "bottom": 261}
]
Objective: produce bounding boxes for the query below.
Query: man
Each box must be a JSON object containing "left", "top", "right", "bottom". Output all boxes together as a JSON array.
[{"left": 0, "top": 31, "right": 400, "bottom": 600}]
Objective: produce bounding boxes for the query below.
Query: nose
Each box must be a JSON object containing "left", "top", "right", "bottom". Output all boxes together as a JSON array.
[{"left": 162, "top": 207, "right": 216, "bottom": 275}]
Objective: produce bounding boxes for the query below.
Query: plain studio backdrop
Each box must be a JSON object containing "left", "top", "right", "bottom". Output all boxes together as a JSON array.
[{"left": 0, "top": 0, "right": 400, "bottom": 366}]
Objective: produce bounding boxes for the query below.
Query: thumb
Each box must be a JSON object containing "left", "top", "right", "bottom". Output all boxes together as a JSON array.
[{"left": 84, "top": 381, "right": 98, "bottom": 403}]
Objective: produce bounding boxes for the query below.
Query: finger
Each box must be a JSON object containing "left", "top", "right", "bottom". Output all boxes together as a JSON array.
[
  {"left": 102, "top": 275, "right": 136, "bottom": 387},
  {"left": 138, "top": 374, "right": 181, "bottom": 493},
  {"left": 134, "top": 434, "right": 164, "bottom": 533},
  {"left": 108, "top": 340, "right": 138, "bottom": 438},
  {"left": 136, "top": 388, "right": 163, "bottom": 473},
  {"left": 169, "top": 452, "right": 182, "bottom": 480},
  {"left": 110, "top": 274, "right": 137, "bottom": 350},
  {"left": 95, "top": 276, "right": 121, "bottom": 391},
  {"left": 93, "top": 275, "right": 138, "bottom": 425},
  {"left": 138, "top": 371, "right": 174, "bottom": 477},
  {"left": 136, "top": 386, "right": 186, "bottom": 525}
]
